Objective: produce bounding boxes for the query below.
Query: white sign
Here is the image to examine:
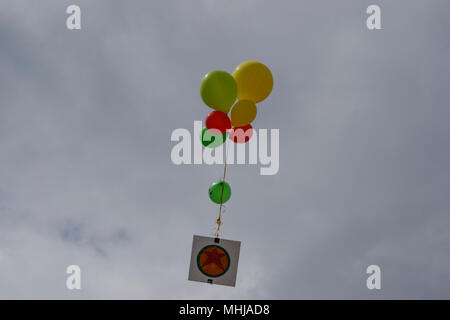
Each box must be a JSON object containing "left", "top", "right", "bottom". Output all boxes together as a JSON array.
[{"left": 188, "top": 235, "right": 241, "bottom": 287}]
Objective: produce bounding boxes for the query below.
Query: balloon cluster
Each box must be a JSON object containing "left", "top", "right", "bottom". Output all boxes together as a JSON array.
[{"left": 199, "top": 61, "right": 273, "bottom": 213}]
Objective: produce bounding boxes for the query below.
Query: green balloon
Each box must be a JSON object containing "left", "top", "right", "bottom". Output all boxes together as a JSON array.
[
  {"left": 209, "top": 180, "right": 231, "bottom": 204},
  {"left": 200, "top": 70, "right": 237, "bottom": 113},
  {"left": 200, "top": 127, "right": 227, "bottom": 148}
]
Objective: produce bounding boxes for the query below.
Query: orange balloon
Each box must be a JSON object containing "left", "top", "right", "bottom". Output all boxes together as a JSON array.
[{"left": 230, "top": 100, "right": 257, "bottom": 127}]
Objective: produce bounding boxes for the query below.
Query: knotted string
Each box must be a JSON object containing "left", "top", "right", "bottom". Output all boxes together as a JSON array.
[{"left": 214, "top": 138, "right": 229, "bottom": 237}]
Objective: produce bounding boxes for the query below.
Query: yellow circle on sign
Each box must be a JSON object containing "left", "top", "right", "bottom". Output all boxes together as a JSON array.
[{"left": 197, "top": 245, "right": 230, "bottom": 277}]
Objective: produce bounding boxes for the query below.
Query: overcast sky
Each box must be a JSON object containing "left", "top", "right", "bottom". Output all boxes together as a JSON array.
[{"left": 1, "top": 0, "right": 450, "bottom": 299}]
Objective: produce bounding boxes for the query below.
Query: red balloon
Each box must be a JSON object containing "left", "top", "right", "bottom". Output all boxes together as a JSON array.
[
  {"left": 205, "top": 111, "right": 231, "bottom": 134},
  {"left": 229, "top": 124, "right": 253, "bottom": 143}
]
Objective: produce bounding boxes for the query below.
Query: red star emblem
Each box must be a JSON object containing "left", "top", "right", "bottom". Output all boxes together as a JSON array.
[
  {"left": 201, "top": 248, "right": 226, "bottom": 271},
  {"left": 197, "top": 245, "right": 230, "bottom": 277}
]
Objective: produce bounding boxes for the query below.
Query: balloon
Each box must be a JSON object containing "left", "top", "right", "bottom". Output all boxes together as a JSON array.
[
  {"left": 200, "top": 127, "right": 227, "bottom": 148},
  {"left": 205, "top": 110, "right": 231, "bottom": 134},
  {"left": 200, "top": 70, "right": 237, "bottom": 113},
  {"left": 232, "top": 61, "right": 273, "bottom": 103},
  {"left": 229, "top": 124, "right": 253, "bottom": 143},
  {"left": 230, "top": 100, "right": 257, "bottom": 127},
  {"left": 209, "top": 180, "right": 231, "bottom": 204}
]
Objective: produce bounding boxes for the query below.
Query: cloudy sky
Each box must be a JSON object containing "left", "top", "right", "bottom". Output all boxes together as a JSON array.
[{"left": 1, "top": 0, "right": 450, "bottom": 299}]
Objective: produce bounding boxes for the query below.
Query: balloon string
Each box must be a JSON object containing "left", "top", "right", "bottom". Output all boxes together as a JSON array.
[{"left": 215, "top": 139, "right": 228, "bottom": 237}]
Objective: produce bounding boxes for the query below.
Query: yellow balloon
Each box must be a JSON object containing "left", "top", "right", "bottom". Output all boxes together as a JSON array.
[
  {"left": 230, "top": 100, "right": 257, "bottom": 127},
  {"left": 232, "top": 61, "right": 273, "bottom": 103}
]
